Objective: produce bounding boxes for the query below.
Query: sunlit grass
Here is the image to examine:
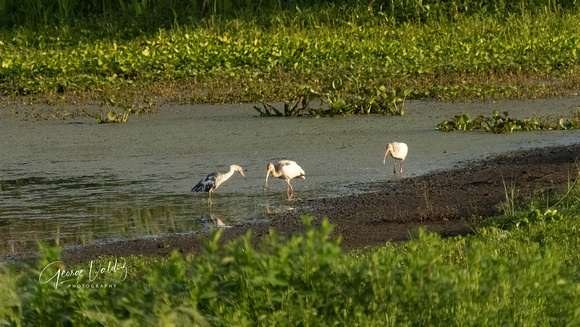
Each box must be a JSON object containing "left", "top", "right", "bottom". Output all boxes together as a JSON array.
[{"left": 0, "top": 4, "right": 579, "bottom": 105}]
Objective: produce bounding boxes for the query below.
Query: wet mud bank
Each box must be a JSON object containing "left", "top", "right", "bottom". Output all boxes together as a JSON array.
[{"left": 25, "top": 142, "right": 579, "bottom": 264}]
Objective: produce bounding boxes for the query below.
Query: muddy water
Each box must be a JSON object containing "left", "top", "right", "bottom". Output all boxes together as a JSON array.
[{"left": 1, "top": 97, "right": 579, "bottom": 255}]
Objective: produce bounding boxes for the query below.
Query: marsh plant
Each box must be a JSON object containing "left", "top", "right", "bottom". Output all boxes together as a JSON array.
[
  {"left": 437, "top": 108, "right": 580, "bottom": 133},
  {"left": 254, "top": 96, "right": 310, "bottom": 117},
  {"left": 254, "top": 86, "right": 412, "bottom": 117},
  {"left": 94, "top": 100, "right": 130, "bottom": 123},
  {"left": 94, "top": 97, "right": 156, "bottom": 123}
]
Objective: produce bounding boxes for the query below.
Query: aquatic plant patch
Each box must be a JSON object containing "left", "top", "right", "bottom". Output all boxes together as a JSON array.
[
  {"left": 254, "top": 86, "right": 411, "bottom": 117},
  {"left": 436, "top": 109, "right": 580, "bottom": 133},
  {"left": 1, "top": 6, "right": 580, "bottom": 104},
  {"left": 92, "top": 98, "right": 155, "bottom": 123}
]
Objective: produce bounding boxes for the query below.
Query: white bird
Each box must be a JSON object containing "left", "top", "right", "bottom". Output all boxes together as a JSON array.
[
  {"left": 383, "top": 142, "right": 408, "bottom": 173},
  {"left": 191, "top": 164, "right": 246, "bottom": 204},
  {"left": 265, "top": 160, "right": 305, "bottom": 200}
]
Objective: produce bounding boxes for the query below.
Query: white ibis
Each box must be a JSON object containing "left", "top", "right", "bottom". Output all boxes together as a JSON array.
[
  {"left": 191, "top": 164, "right": 246, "bottom": 204},
  {"left": 383, "top": 142, "right": 408, "bottom": 173},
  {"left": 265, "top": 160, "right": 305, "bottom": 200}
]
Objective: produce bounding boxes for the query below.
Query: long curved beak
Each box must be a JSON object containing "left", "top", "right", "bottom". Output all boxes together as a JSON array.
[
  {"left": 240, "top": 171, "right": 247, "bottom": 181},
  {"left": 383, "top": 149, "right": 391, "bottom": 165},
  {"left": 264, "top": 170, "right": 271, "bottom": 191}
]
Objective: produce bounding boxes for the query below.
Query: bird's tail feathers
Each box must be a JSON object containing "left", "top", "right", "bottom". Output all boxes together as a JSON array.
[{"left": 191, "top": 183, "right": 204, "bottom": 192}]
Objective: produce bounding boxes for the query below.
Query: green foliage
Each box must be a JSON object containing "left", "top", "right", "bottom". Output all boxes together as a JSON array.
[
  {"left": 436, "top": 113, "right": 488, "bottom": 131},
  {"left": 2, "top": 178, "right": 580, "bottom": 325},
  {"left": 311, "top": 86, "right": 411, "bottom": 117},
  {"left": 254, "top": 86, "right": 411, "bottom": 117},
  {"left": 0, "top": 265, "right": 21, "bottom": 326},
  {"left": 17, "top": 242, "right": 94, "bottom": 326},
  {"left": 93, "top": 97, "right": 155, "bottom": 123},
  {"left": 517, "top": 208, "right": 564, "bottom": 228},
  {"left": 437, "top": 108, "right": 580, "bottom": 133},
  {"left": 0, "top": 3, "right": 580, "bottom": 103},
  {"left": 94, "top": 100, "right": 130, "bottom": 123}
]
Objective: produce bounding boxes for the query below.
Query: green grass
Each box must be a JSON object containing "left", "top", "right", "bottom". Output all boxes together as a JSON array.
[
  {"left": 0, "top": 2, "right": 580, "bottom": 106},
  {"left": 1, "top": 170, "right": 580, "bottom": 326}
]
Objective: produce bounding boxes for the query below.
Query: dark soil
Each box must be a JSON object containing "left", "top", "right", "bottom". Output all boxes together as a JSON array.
[{"left": 5, "top": 144, "right": 580, "bottom": 264}]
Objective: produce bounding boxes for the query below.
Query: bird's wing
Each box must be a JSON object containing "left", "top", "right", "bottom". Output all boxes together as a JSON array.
[
  {"left": 281, "top": 161, "right": 305, "bottom": 179},
  {"left": 393, "top": 143, "right": 408, "bottom": 160},
  {"left": 191, "top": 172, "right": 218, "bottom": 192},
  {"left": 295, "top": 165, "right": 306, "bottom": 179},
  {"left": 278, "top": 160, "right": 294, "bottom": 166}
]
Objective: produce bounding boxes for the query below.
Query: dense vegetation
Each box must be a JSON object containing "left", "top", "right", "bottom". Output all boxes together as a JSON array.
[
  {"left": 437, "top": 108, "right": 580, "bottom": 133},
  {"left": 1, "top": 0, "right": 576, "bottom": 29},
  {"left": 1, "top": 175, "right": 580, "bottom": 325},
  {"left": 0, "top": 0, "right": 579, "bottom": 105}
]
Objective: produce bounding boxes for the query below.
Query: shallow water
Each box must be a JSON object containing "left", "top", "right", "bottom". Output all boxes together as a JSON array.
[{"left": 1, "top": 98, "right": 579, "bottom": 255}]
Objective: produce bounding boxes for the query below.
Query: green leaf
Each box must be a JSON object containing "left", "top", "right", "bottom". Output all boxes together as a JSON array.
[{"left": 107, "top": 111, "right": 118, "bottom": 121}]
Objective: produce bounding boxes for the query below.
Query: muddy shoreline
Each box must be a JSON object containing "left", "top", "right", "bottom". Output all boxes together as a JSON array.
[{"left": 4, "top": 143, "right": 578, "bottom": 264}]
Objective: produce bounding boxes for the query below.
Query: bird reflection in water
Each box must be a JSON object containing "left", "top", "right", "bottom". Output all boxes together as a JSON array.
[{"left": 208, "top": 203, "right": 230, "bottom": 229}]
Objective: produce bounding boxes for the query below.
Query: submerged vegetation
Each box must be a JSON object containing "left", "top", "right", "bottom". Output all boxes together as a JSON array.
[
  {"left": 437, "top": 108, "right": 580, "bottom": 133},
  {"left": 1, "top": 176, "right": 580, "bottom": 325},
  {"left": 0, "top": 1, "right": 579, "bottom": 106}
]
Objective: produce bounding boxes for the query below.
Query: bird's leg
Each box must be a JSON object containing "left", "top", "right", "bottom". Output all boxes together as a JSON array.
[
  {"left": 286, "top": 184, "right": 291, "bottom": 200},
  {"left": 208, "top": 190, "right": 213, "bottom": 205},
  {"left": 289, "top": 182, "right": 294, "bottom": 200},
  {"left": 400, "top": 160, "right": 403, "bottom": 173},
  {"left": 393, "top": 161, "right": 397, "bottom": 173}
]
